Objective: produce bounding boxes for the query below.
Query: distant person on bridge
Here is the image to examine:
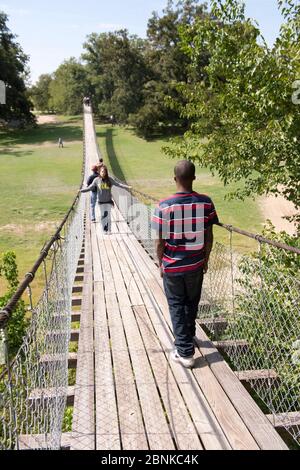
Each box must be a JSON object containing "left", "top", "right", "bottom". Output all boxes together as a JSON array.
[
  {"left": 86, "top": 164, "right": 101, "bottom": 222},
  {"left": 110, "top": 114, "right": 115, "bottom": 127},
  {"left": 83, "top": 96, "right": 91, "bottom": 107},
  {"left": 152, "top": 160, "right": 219, "bottom": 369},
  {"left": 81, "top": 166, "right": 131, "bottom": 234}
]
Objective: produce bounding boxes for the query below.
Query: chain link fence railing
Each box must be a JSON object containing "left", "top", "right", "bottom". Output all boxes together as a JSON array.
[
  {"left": 199, "top": 239, "right": 300, "bottom": 446},
  {"left": 0, "top": 111, "right": 87, "bottom": 450},
  {"left": 111, "top": 182, "right": 157, "bottom": 259},
  {"left": 0, "top": 198, "right": 85, "bottom": 450}
]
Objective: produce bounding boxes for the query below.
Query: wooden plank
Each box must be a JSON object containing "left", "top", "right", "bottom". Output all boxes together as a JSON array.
[
  {"left": 115, "top": 233, "right": 235, "bottom": 450},
  {"left": 40, "top": 353, "right": 77, "bottom": 369},
  {"left": 28, "top": 386, "right": 75, "bottom": 407},
  {"left": 199, "top": 317, "right": 228, "bottom": 335},
  {"left": 91, "top": 223, "right": 120, "bottom": 450},
  {"left": 99, "top": 236, "right": 148, "bottom": 450},
  {"left": 105, "top": 236, "right": 175, "bottom": 450},
  {"left": 45, "top": 329, "right": 79, "bottom": 342},
  {"left": 71, "top": 213, "right": 95, "bottom": 451},
  {"left": 213, "top": 339, "right": 249, "bottom": 351},
  {"left": 18, "top": 434, "right": 54, "bottom": 450},
  {"left": 106, "top": 296, "right": 148, "bottom": 450},
  {"left": 72, "top": 285, "right": 83, "bottom": 294},
  {"left": 194, "top": 328, "right": 288, "bottom": 450},
  {"left": 266, "top": 412, "right": 300, "bottom": 430},
  {"left": 124, "top": 231, "right": 287, "bottom": 449},
  {"left": 110, "top": 207, "right": 120, "bottom": 235},
  {"left": 133, "top": 306, "right": 226, "bottom": 450},
  {"left": 235, "top": 369, "right": 278, "bottom": 383},
  {"left": 71, "top": 296, "right": 82, "bottom": 307},
  {"left": 19, "top": 432, "right": 78, "bottom": 450},
  {"left": 71, "top": 312, "right": 81, "bottom": 323},
  {"left": 119, "top": 232, "right": 264, "bottom": 450}
]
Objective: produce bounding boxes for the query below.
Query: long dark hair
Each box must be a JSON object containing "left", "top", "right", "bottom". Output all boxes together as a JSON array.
[{"left": 100, "top": 165, "right": 112, "bottom": 188}]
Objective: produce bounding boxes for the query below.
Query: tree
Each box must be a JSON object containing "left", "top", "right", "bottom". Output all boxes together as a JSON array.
[
  {"left": 49, "top": 58, "right": 90, "bottom": 115},
  {"left": 82, "top": 30, "right": 149, "bottom": 123},
  {"left": 130, "top": 0, "right": 209, "bottom": 137},
  {"left": 164, "top": 0, "right": 300, "bottom": 221},
  {"left": 0, "top": 11, "right": 35, "bottom": 127},
  {"left": 0, "top": 252, "right": 27, "bottom": 356},
  {"left": 29, "top": 74, "right": 53, "bottom": 113}
]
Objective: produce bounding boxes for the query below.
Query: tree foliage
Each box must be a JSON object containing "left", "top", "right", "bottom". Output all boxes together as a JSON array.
[
  {"left": 49, "top": 58, "right": 90, "bottom": 115},
  {"left": 130, "top": 0, "right": 209, "bottom": 137},
  {"left": 29, "top": 74, "right": 54, "bottom": 113},
  {"left": 0, "top": 252, "right": 27, "bottom": 356},
  {"left": 82, "top": 30, "right": 149, "bottom": 123},
  {"left": 163, "top": 0, "right": 300, "bottom": 216},
  {"left": 0, "top": 11, "right": 35, "bottom": 127}
]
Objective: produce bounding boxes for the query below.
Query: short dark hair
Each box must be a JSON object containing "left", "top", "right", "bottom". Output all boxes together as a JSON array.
[{"left": 174, "top": 160, "right": 195, "bottom": 181}]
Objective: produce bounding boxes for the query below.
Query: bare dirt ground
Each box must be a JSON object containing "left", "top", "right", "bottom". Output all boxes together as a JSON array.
[
  {"left": 260, "top": 194, "right": 298, "bottom": 235},
  {"left": 37, "top": 115, "right": 58, "bottom": 125}
]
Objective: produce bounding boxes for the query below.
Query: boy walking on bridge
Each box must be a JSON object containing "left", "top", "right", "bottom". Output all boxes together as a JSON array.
[{"left": 152, "top": 160, "right": 219, "bottom": 368}]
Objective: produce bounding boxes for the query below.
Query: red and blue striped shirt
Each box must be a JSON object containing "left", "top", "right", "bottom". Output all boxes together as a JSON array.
[{"left": 152, "top": 192, "right": 219, "bottom": 276}]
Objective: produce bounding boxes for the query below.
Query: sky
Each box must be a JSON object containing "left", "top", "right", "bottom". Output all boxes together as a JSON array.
[{"left": 0, "top": 0, "right": 285, "bottom": 84}]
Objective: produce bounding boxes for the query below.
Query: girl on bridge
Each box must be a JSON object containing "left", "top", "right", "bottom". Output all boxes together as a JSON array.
[{"left": 81, "top": 166, "right": 131, "bottom": 234}]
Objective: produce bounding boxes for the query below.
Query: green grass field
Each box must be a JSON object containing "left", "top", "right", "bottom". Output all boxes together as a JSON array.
[
  {"left": 0, "top": 116, "right": 83, "bottom": 300},
  {"left": 96, "top": 124, "right": 264, "bottom": 251}
]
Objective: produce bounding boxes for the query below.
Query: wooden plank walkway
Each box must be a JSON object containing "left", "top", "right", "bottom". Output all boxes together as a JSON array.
[{"left": 65, "top": 105, "right": 288, "bottom": 450}]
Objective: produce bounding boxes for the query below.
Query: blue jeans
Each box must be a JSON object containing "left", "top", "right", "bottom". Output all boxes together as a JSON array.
[
  {"left": 163, "top": 270, "right": 204, "bottom": 358},
  {"left": 90, "top": 191, "right": 97, "bottom": 220}
]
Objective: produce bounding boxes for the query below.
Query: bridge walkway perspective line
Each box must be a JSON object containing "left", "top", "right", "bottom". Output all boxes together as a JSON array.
[{"left": 64, "top": 105, "right": 288, "bottom": 450}]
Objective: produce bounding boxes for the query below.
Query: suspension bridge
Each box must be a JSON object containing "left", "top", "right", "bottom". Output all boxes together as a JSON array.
[{"left": 0, "top": 105, "right": 299, "bottom": 451}]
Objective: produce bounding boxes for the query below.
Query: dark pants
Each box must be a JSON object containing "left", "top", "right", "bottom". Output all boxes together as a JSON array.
[{"left": 163, "top": 269, "right": 204, "bottom": 358}]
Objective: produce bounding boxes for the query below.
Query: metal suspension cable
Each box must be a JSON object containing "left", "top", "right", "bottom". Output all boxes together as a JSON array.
[
  {"left": 218, "top": 222, "right": 300, "bottom": 255},
  {"left": 106, "top": 171, "right": 300, "bottom": 255}
]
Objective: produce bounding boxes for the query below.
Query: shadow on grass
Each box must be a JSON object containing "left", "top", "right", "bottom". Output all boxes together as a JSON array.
[
  {"left": 95, "top": 125, "right": 182, "bottom": 184},
  {"left": 103, "top": 128, "right": 128, "bottom": 183},
  {"left": 0, "top": 122, "right": 83, "bottom": 147},
  {"left": 0, "top": 149, "right": 34, "bottom": 158}
]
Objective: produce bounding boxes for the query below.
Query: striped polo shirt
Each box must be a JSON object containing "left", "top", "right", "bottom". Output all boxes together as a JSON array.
[{"left": 152, "top": 192, "right": 219, "bottom": 276}]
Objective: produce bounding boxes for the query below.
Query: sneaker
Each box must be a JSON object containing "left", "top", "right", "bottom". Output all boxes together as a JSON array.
[{"left": 171, "top": 350, "right": 195, "bottom": 369}]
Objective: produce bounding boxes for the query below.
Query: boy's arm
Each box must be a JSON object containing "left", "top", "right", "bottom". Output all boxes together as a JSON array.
[
  {"left": 204, "top": 225, "right": 214, "bottom": 273},
  {"left": 87, "top": 175, "right": 94, "bottom": 186},
  {"left": 155, "top": 237, "right": 165, "bottom": 278},
  {"left": 152, "top": 202, "right": 167, "bottom": 277}
]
